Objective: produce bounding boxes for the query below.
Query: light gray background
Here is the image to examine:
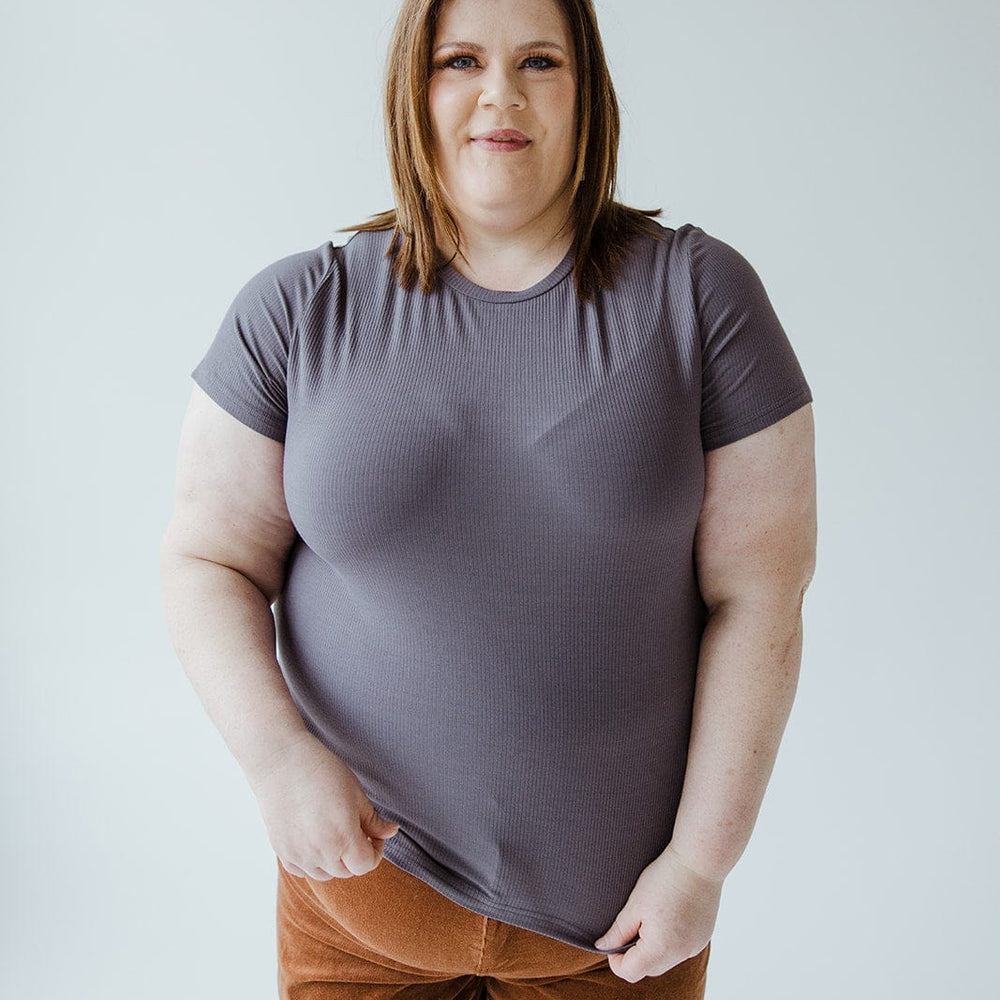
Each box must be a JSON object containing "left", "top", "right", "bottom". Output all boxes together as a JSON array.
[{"left": 2, "top": 0, "right": 997, "bottom": 997}]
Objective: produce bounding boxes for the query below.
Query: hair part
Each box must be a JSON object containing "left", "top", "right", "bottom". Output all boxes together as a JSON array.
[{"left": 344, "top": 0, "right": 662, "bottom": 302}]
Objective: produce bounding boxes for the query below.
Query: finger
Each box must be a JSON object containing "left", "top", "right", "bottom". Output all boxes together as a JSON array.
[
  {"left": 280, "top": 859, "right": 310, "bottom": 879},
  {"left": 322, "top": 858, "right": 356, "bottom": 879},
  {"left": 303, "top": 866, "right": 336, "bottom": 881},
  {"left": 362, "top": 810, "right": 400, "bottom": 841},
  {"left": 366, "top": 837, "right": 387, "bottom": 865},
  {"left": 609, "top": 937, "right": 679, "bottom": 985},
  {"left": 594, "top": 910, "right": 640, "bottom": 952},
  {"left": 607, "top": 953, "right": 634, "bottom": 982},
  {"left": 281, "top": 856, "right": 352, "bottom": 880},
  {"left": 608, "top": 947, "right": 648, "bottom": 984},
  {"left": 340, "top": 836, "right": 381, "bottom": 876},
  {"left": 299, "top": 853, "right": 353, "bottom": 879}
]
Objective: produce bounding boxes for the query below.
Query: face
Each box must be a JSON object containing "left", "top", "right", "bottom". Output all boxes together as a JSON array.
[{"left": 427, "top": 0, "right": 578, "bottom": 240}]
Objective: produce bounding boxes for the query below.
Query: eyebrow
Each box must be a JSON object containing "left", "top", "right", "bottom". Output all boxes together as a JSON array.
[{"left": 432, "top": 40, "right": 567, "bottom": 55}]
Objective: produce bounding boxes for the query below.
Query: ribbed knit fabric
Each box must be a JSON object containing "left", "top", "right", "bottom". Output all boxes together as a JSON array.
[{"left": 192, "top": 222, "right": 812, "bottom": 951}]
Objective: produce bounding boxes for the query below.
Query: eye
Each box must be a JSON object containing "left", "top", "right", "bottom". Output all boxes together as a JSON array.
[
  {"left": 440, "top": 54, "right": 478, "bottom": 70},
  {"left": 522, "top": 55, "right": 557, "bottom": 70}
]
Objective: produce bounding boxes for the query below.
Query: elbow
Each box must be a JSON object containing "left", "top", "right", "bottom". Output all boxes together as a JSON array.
[
  {"left": 794, "top": 535, "right": 817, "bottom": 612},
  {"left": 159, "top": 519, "right": 285, "bottom": 606},
  {"left": 704, "top": 560, "right": 815, "bottom": 622},
  {"left": 797, "top": 561, "right": 815, "bottom": 611},
  {"left": 782, "top": 551, "right": 816, "bottom": 618},
  {"left": 776, "top": 524, "right": 817, "bottom": 615},
  {"left": 159, "top": 519, "right": 186, "bottom": 580}
]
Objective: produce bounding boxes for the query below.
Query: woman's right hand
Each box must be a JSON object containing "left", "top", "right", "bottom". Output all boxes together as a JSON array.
[
  {"left": 162, "top": 390, "right": 399, "bottom": 882},
  {"left": 248, "top": 732, "right": 400, "bottom": 880}
]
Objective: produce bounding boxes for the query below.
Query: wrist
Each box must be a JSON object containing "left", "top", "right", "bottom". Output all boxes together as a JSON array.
[
  {"left": 661, "top": 841, "right": 730, "bottom": 887},
  {"left": 241, "top": 724, "right": 317, "bottom": 790}
]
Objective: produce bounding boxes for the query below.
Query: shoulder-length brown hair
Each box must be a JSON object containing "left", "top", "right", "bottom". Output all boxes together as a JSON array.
[{"left": 345, "top": 0, "right": 662, "bottom": 301}]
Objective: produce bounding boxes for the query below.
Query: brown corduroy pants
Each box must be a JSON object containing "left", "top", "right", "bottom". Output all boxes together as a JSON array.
[{"left": 277, "top": 857, "right": 709, "bottom": 999}]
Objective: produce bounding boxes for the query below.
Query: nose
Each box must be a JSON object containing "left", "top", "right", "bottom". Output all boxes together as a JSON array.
[{"left": 477, "top": 65, "right": 526, "bottom": 111}]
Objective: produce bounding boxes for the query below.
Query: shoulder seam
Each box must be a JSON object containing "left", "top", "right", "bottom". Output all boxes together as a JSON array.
[{"left": 289, "top": 242, "right": 344, "bottom": 359}]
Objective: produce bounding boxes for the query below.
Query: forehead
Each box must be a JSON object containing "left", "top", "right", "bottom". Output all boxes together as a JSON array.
[{"left": 433, "top": 0, "right": 571, "bottom": 44}]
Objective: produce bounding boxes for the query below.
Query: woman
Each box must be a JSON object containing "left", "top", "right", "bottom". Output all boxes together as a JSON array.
[{"left": 161, "top": 0, "right": 816, "bottom": 996}]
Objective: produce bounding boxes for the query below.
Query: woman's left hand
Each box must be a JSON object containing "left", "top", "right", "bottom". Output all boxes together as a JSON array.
[{"left": 594, "top": 844, "right": 723, "bottom": 983}]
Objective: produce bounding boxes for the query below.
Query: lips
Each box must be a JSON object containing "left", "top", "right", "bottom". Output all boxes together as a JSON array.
[
  {"left": 472, "top": 129, "right": 531, "bottom": 152},
  {"left": 475, "top": 129, "right": 529, "bottom": 142}
]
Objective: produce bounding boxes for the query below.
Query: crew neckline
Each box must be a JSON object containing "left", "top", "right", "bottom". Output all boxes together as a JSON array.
[{"left": 436, "top": 246, "right": 576, "bottom": 303}]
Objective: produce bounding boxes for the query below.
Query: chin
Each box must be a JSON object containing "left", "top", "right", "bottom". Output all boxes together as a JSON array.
[
  {"left": 470, "top": 202, "right": 547, "bottom": 228},
  {"left": 470, "top": 186, "right": 555, "bottom": 214}
]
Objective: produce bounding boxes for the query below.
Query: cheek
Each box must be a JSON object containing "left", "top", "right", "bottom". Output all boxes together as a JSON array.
[
  {"left": 428, "top": 84, "right": 468, "bottom": 137},
  {"left": 546, "top": 82, "right": 576, "bottom": 135},
  {"left": 427, "top": 84, "right": 451, "bottom": 144},
  {"left": 554, "top": 93, "right": 578, "bottom": 158}
]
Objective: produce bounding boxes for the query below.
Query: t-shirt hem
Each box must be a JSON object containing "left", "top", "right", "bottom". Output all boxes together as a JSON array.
[
  {"left": 191, "top": 369, "right": 287, "bottom": 442},
  {"left": 702, "top": 388, "right": 813, "bottom": 452},
  {"left": 382, "top": 843, "right": 620, "bottom": 954}
]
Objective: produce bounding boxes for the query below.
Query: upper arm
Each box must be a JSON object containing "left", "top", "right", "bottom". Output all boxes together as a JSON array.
[
  {"left": 694, "top": 404, "right": 816, "bottom": 613},
  {"left": 161, "top": 385, "right": 298, "bottom": 602}
]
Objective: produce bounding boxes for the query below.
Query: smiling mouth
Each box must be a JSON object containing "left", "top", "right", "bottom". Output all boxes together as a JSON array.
[
  {"left": 475, "top": 129, "right": 529, "bottom": 141},
  {"left": 472, "top": 134, "right": 531, "bottom": 152}
]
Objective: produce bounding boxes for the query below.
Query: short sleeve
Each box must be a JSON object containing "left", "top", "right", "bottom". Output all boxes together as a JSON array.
[
  {"left": 690, "top": 227, "right": 813, "bottom": 451},
  {"left": 192, "top": 243, "right": 337, "bottom": 442}
]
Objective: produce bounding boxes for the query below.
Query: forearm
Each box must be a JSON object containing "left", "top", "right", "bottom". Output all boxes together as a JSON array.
[
  {"left": 161, "top": 549, "right": 312, "bottom": 786},
  {"left": 667, "top": 593, "right": 804, "bottom": 882}
]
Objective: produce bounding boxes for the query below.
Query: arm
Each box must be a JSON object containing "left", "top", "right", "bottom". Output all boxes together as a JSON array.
[
  {"left": 596, "top": 403, "right": 816, "bottom": 979},
  {"left": 160, "top": 386, "right": 398, "bottom": 879}
]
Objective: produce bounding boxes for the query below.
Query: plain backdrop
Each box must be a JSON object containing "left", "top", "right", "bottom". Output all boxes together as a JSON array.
[{"left": 2, "top": 0, "right": 998, "bottom": 997}]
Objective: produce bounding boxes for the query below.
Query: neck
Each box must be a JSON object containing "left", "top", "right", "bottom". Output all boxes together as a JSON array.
[{"left": 437, "top": 205, "right": 575, "bottom": 293}]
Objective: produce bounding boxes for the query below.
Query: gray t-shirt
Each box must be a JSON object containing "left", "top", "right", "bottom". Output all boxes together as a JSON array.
[{"left": 193, "top": 221, "right": 812, "bottom": 950}]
